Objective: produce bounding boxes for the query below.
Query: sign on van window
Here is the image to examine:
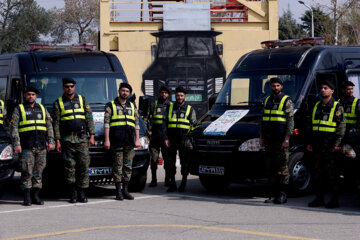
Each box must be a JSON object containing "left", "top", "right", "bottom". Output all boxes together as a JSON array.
[{"left": 347, "top": 73, "right": 360, "bottom": 98}]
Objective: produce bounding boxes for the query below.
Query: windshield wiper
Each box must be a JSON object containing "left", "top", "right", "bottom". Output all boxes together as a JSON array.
[
  {"left": 89, "top": 102, "right": 106, "bottom": 105},
  {"left": 237, "top": 101, "right": 263, "bottom": 106}
]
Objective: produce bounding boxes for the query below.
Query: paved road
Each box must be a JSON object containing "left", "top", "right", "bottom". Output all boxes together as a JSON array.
[{"left": 0, "top": 167, "right": 360, "bottom": 240}]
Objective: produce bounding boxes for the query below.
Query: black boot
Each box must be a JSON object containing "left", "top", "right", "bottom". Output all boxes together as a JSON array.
[
  {"left": 164, "top": 173, "right": 170, "bottom": 187},
  {"left": 69, "top": 185, "right": 77, "bottom": 204},
  {"left": 178, "top": 175, "right": 187, "bottom": 192},
  {"left": 77, "top": 187, "right": 88, "bottom": 203},
  {"left": 23, "top": 189, "right": 32, "bottom": 206},
  {"left": 264, "top": 183, "right": 276, "bottom": 203},
  {"left": 149, "top": 167, "right": 158, "bottom": 187},
  {"left": 115, "top": 182, "right": 123, "bottom": 201},
  {"left": 325, "top": 193, "right": 339, "bottom": 209},
  {"left": 122, "top": 181, "right": 134, "bottom": 200},
  {"left": 32, "top": 188, "right": 44, "bottom": 205},
  {"left": 308, "top": 194, "right": 325, "bottom": 207},
  {"left": 274, "top": 185, "right": 287, "bottom": 204},
  {"left": 167, "top": 176, "right": 177, "bottom": 192}
]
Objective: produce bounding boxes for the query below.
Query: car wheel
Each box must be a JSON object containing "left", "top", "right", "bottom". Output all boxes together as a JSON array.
[
  {"left": 288, "top": 151, "right": 311, "bottom": 195},
  {"left": 128, "top": 173, "right": 147, "bottom": 192},
  {"left": 199, "top": 174, "right": 230, "bottom": 193}
]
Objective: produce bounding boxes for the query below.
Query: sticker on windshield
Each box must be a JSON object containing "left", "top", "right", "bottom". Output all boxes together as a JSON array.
[{"left": 203, "top": 110, "right": 249, "bottom": 136}]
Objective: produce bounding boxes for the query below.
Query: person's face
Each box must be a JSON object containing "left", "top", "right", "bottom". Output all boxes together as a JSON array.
[
  {"left": 175, "top": 92, "right": 186, "bottom": 104},
  {"left": 119, "top": 87, "right": 130, "bottom": 99},
  {"left": 343, "top": 86, "right": 354, "bottom": 98},
  {"left": 160, "top": 90, "right": 169, "bottom": 101},
  {"left": 270, "top": 82, "right": 283, "bottom": 95},
  {"left": 24, "top": 92, "right": 37, "bottom": 103},
  {"left": 320, "top": 84, "right": 334, "bottom": 98},
  {"left": 63, "top": 83, "right": 76, "bottom": 95}
]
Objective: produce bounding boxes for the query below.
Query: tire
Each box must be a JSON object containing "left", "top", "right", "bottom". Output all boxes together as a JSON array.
[
  {"left": 199, "top": 174, "right": 230, "bottom": 193},
  {"left": 288, "top": 151, "right": 311, "bottom": 195},
  {"left": 128, "top": 173, "right": 147, "bottom": 192}
]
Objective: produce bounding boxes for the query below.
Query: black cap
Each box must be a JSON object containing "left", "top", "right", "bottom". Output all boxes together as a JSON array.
[
  {"left": 342, "top": 81, "right": 355, "bottom": 88},
  {"left": 320, "top": 79, "right": 335, "bottom": 90},
  {"left": 175, "top": 86, "right": 187, "bottom": 94},
  {"left": 159, "top": 85, "right": 171, "bottom": 94},
  {"left": 62, "top": 77, "right": 76, "bottom": 85},
  {"left": 24, "top": 86, "right": 39, "bottom": 94},
  {"left": 269, "top": 77, "right": 283, "bottom": 85},
  {"left": 119, "top": 82, "right": 132, "bottom": 93}
]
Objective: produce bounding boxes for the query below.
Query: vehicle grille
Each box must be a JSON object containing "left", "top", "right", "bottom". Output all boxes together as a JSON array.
[{"left": 194, "top": 138, "right": 238, "bottom": 153}]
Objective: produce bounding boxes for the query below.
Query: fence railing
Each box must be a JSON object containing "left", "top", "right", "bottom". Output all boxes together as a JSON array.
[{"left": 109, "top": 0, "right": 264, "bottom": 22}]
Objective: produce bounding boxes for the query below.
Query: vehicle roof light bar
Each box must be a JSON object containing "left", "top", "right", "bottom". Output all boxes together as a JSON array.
[
  {"left": 27, "top": 42, "right": 96, "bottom": 52},
  {"left": 261, "top": 37, "right": 325, "bottom": 49},
  {"left": 293, "top": 37, "right": 325, "bottom": 46}
]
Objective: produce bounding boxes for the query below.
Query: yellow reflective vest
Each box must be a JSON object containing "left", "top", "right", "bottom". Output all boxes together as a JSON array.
[
  {"left": 58, "top": 94, "right": 86, "bottom": 134},
  {"left": 312, "top": 100, "right": 338, "bottom": 133},
  {"left": 0, "top": 99, "right": 4, "bottom": 125}
]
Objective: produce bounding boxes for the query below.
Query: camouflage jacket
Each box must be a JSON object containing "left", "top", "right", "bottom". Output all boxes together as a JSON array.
[
  {"left": 52, "top": 94, "right": 95, "bottom": 143},
  {"left": 10, "top": 103, "right": 55, "bottom": 147}
]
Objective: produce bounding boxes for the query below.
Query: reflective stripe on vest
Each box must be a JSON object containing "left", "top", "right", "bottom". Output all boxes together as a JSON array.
[
  {"left": 344, "top": 98, "right": 358, "bottom": 124},
  {"left": 110, "top": 101, "right": 135, "bottom": 128},
  {"left": 0, "top": 100, "right": 4, "bottom": 125},
  {"left": 168, "top": 104, "right": 191, "bottom": 130},
  {"left": 19, "top": 104, "right": 46, "bottom": 132},
  {"left": 262, "top": 95, "right": 289, "bottom": 122},
  {"left": 59, "top": 95, "right": 85, "bottom": 121},
  {"left": 312, "top": 101, "right": 338, "bottom": 133},
  {"left": 152, "top": 100, "right": 172, "bottom": 125}
]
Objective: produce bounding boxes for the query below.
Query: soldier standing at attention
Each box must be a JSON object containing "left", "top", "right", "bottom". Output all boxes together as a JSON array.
[
  {"left": 52, "top": 78, "right": 95, "bottom": 204},
  {"left": 339, "top": 81, "right": 360, "bottom": 141},
  {"left": 146, "top": 86, "right": 172, "bottom": 187},
  {"left": 10, "top": 86, "right": 54, "bottom": 206},
  {"left": 260, "top": 77, "right": 294, "bottom": 204},
  {"left": 164, "top": 86, "right": 196, "bottom": 192},
  {"left": 307, "top": 79, "right": 345, "bottom": 209},
  {"left": 104, "top": 83, "right": 140, "bottom": 200}
]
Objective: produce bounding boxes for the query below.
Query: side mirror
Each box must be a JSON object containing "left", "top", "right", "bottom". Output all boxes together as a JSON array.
[
  {"left": 208, "top": 94, "right": 218, "bottom": 110},
  {"left": 139, "top": 96, "right": 151, "bottom": 117},
  {"left": 216, "top": 44, "right": 223, "bottom": 56},
  {"left": 151, "top": 44, "right": 157, "bottom": 57},
  {"left": 6, "top": 98, "right": 18, "bottom": 119}
]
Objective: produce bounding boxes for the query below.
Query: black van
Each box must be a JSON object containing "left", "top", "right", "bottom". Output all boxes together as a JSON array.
[
  {"left": 187, "top": 38, "right": 360, "bottom": 193},
  {"left": 0, "top": 44, "right": 150, "bottom": 193}
]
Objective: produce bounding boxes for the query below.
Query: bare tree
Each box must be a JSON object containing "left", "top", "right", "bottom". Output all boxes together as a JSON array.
[{"left": 50, "top": 0, "right": 99, "bottom": 44}]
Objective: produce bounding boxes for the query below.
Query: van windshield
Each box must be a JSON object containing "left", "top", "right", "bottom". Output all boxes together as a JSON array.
[
  {"left": 27, "top": 73, "right": 125, "bottom": 106},
  {"left": 215, "top": 70, "right": 308, "bottom": 106}
]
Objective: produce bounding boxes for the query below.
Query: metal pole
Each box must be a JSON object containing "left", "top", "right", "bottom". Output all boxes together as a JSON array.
[{"left": 298, "top": 1, "right": 314, "bottom": 37}]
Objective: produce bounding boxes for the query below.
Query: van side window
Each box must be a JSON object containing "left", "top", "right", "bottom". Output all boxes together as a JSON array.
[
  {"left": 0, "top": 77, "right": 6, "bottom": 100},
  {"left": 347, "top": 72, "right": 360, "bottom": 98}
]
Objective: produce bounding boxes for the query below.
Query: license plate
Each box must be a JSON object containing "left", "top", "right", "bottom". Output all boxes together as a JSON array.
[
  {"left": 89, "top": 167, "right": 112, "bottom": 176},
  {"left": 199, "top": 165, "right": 225, "bottom": 175}
]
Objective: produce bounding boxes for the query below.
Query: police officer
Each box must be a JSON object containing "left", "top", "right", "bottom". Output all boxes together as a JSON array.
[
  {"left": 10, "top": 86, "right": 55, "bottom": 206},
  {"left": 146, "top": 86, "right": 172, "bottom": 187},
  {"left": 52, "top": 78, "right": 95, "bottom": 204},
  {"left": 307, "top": 79, "right": 345, "bottom": 209},
  {"left": 0, "top": 98, "right": 7, "bottom": 132},
  {"left": 339, "top": 81, "right": 360, "bottom": 140},
  {"left": 260, "top": 77, "right": 294, "bottom": 204},
  {"left": 104, "top": 83, "right": 140, "bottom": 200},
  {"left": 164, "top": 86, "right": 196, "bottom": 192}
]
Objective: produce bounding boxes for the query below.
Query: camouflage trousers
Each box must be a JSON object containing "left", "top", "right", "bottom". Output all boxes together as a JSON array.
[
  {"left": 149, "top": 141, "right": 169, "bottom": 172},
  {"left": 310, "top": 149, "right": 339, "bottom": 193},
  {"left": 20, "top": 148, "right": 47, "bottom": 190},
  {"left": 263, "top": 139, "right": 290, "bottom": 187},
  {"left": 62, "top": 141, "right": 90, "bottom": 188},
  {"left": 112, "top": 145, "right": 135, "bottom": 183},
  {"left": 167, "top": 139, "right": 189, "bottom": 177}
]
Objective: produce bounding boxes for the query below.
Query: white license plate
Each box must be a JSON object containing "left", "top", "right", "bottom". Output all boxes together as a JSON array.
[
  {"left": 89, "top": 167, "right": 112, "bottom": 176},
  {"left": 199, "top": 165, "right": 225, "bottom": 175}
]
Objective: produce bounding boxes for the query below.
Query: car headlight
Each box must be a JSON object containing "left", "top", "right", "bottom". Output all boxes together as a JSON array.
[
  {"left": 0, "top": 145, "right": 13, "bottom": 160},
  {"left": 135, "top": 136, "right": 149, "bottom": 150},
  {"left": 238, "top": 138, "right": 264, "bottom": 152}
]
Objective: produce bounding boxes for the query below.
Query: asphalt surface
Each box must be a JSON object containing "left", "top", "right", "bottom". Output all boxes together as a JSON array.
[{"left": 0, "top": 167, "right": 360, "bottom": 240}]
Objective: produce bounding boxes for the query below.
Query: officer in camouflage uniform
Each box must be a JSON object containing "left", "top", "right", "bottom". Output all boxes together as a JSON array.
[
  {"left": 104, "top": 83, "right": 140, "bottom": 200},
  {"left": 307, "top": 79, "right": 345, "bottom": 209},
  {"left": 260, "top": 77, "right": 294, "bottom": 204},
  {"left": 10, "top": 86, "right": 55, "bottom": 206},
  {"left": 164, "top": 86, "right": 196, "bottom": 192},
  {"left": 52, "top": 78, "right": 95, "bottom": 204},
  {"left": 145, "top": 86, "right": 172, "bottom": 187},
  {"left": 0, "top": 98, "right": 8, "bottom": 133}
]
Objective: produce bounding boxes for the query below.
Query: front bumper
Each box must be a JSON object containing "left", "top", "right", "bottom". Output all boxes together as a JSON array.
[{"left": 0, "top": 159, "right": 16, "bottom": 183}]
